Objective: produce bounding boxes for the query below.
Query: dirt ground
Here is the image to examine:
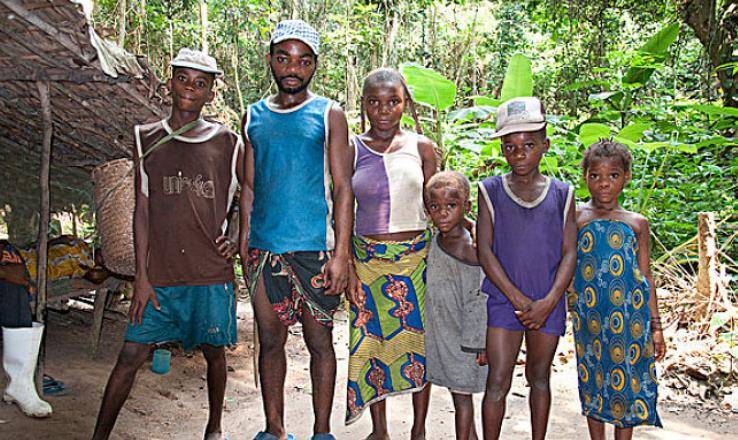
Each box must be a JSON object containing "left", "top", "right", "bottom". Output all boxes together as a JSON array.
[{"left": 0, "top": 302, "right": 736, "bottom": 440}]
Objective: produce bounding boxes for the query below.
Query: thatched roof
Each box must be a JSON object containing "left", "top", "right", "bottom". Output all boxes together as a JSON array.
[{"left": 0, "top": 0, "right": 165, "bottom": 242}]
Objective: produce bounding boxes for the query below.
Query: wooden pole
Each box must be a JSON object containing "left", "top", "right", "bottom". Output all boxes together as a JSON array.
[
  {"left": 696, "top": 212, "right": 718, "bottom": 320},
  {"left": 34, "top": 80, "right": 52, "bottom": 392},
  {"left": 35, "top": 80, "right": 52, "bottom": 324}
]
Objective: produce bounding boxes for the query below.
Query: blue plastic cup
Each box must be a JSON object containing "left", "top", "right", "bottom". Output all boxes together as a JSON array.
[{"left": 151, "top": 348, "right": 171, "bottom": 375}]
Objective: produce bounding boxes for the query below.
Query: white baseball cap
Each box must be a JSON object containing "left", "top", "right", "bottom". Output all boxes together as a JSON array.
[
  {"left": 171, "top": 48, "right": 222, "bottom": 75},
  {"left": 491, "top": 97, "right": 547, "bottom": 139},
  {"left": 270, "top": 20, "right": 320, "bottom": 55}
]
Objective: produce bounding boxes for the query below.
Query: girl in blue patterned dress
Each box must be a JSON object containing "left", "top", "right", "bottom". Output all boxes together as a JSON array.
[{"left": 572, "top": 140, "right": 666, "bottom": 439}]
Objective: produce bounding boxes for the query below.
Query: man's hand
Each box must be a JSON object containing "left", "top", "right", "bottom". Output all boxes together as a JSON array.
[
  {"left": 515, "top": 297, "right": 555, "bottom": 330},
  {"left": 215, "top": 235, "right": 237, "bottom": 259},
  {"left": 653, "top": 329, "right": 666, "bottom": 361},
  {"left": 129, "top": 279, "right": 160, "bottom": 326},
  {"left": 476, "top": 351, "right": 488, "bottom": 366},
  {"left": 323, "top": 254, "right": 349, "bottom": 296}
]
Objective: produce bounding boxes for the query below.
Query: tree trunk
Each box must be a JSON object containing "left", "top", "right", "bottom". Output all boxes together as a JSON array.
[
  {"left": 137, "top": 0, "right": 146, "bottom": 53},
  {"left": 117, "top": 0, "right": 126, "bottom": 48},
  {"left": 696, "top": 212, "right": 719, "bottom": 320},
  {"left": 679, "top": 0, "right": 738, "bottom": 107},
  {"left": 200, "top": 0, "right": 209, "bottom": 54}
]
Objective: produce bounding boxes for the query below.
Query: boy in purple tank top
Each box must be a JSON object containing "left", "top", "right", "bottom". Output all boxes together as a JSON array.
[{"left": 476, "top": 97, "right": 577, "bottom": 439}]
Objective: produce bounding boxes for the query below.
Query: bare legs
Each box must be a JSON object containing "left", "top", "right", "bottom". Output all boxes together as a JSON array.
[
  {"left": 91, "top": 342, "right": 227, "bottom": 440},
  {"left": 482, "top": 328, "right": 559, "bottom": 440},
  {"left": 366, "top": 383, "right": 431, "bottom": 440},
  {"left": 253, "top": 276, "right": 336, "bottom": 438},
  {"left": 586, "top": 418, "right": 633, "bottom": 440},
  {"left": 92, "top": 342, "right": 151, "bottom": 440},
  {"left": 452, "top": 392, "right": 479, "bottom": 440}
]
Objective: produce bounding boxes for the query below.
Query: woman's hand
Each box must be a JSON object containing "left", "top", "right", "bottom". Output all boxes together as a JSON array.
[
  {"left": 346, "top": 262, "right": 361, "bottom": 307},
  {"left": 653, "top": 329, "right": 666, "bottom": 361}
]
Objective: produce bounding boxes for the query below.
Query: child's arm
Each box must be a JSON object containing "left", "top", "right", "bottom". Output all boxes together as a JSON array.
[
  {"left": 476, "top": 191, "right": 532, "bottom": 312},
  {"left": 517, "top": 195, "right": 577, "bottom": 330},
  {"left": 636, "top": 216, "right": 666, "bottom": 361},
  {"left": 130, "top": 138, "right": 159, "bottom": 326},
  {"left": 216, "top": 140, "right": 245, "bottom": 259}
]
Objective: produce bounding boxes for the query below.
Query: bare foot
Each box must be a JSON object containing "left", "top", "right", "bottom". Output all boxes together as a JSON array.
[
  {"left": 204, "top": 431, "right": 222, "bottom": 440},
  {"left": 410, "top": 432, "right": 425, "bottom": 440}
]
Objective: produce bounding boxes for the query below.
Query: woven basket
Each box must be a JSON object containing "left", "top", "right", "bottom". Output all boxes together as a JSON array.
[{"left": 93, "top": 159, "right": 135, "bottom": 276}]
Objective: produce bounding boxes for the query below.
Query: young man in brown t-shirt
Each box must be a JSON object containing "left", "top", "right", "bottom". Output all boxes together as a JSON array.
[{"left": 92, "top": 49, "right": 243, "bottom": 440}]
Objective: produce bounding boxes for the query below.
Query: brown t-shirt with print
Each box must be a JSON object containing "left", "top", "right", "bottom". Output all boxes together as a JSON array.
[{"left": 134, "top": 119, "right": 241, "bottom": 287}]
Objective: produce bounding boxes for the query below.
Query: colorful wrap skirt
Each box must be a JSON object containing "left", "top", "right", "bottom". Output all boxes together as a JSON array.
[{"left": 346, "top": 230, "right": 430, "bottom": 424}]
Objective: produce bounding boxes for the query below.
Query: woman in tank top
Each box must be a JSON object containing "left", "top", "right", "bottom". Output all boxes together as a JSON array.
[{"left": 345, "top": 68, "right": 437, "bottom": 440}]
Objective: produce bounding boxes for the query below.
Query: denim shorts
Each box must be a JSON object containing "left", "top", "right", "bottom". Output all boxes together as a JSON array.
[{"left": 125, "top": 283, "right": 237, "bottom": 350}]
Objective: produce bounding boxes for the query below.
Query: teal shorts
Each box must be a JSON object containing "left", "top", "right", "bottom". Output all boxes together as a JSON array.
[{"left": 125, "top": 283, "right": 237, "bottom": 351}]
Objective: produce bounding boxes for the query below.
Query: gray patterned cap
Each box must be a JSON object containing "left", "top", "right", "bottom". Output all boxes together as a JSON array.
[
  {"left": 270, "top": 19, "right": 320, "bottom": 55},
  {"left": 171, "top": 48, "right": 222, "bottom": 75},
  {"left": 491, "top": 97, "right": 546, "bottom": 139}
]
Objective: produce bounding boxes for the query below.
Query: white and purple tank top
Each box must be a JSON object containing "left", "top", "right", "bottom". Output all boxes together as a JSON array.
[{"left": 351, "top": 133, "right": 427, "bottom": 236}]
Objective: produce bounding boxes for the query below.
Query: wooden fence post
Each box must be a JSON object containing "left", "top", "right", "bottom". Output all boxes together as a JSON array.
[{"left": 696, "top": 212, "right": 718, "bottom": 320}]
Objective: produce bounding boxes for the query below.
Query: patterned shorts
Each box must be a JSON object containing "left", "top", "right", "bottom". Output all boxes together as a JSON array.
[{"left": 245, "top": 249, "right": 340, "bottom": 328}]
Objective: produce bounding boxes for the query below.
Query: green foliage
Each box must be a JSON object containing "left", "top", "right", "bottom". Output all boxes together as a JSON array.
[
  {"left": 80, "top": 0, "right": 737, "bottom": 270},
  {"left": 500, "top": 54, "right": 534, "bottom": 101},
  {"left": 623, "top": 22, "right": 680, "bottom": 85},
  {"left": 400, "top": 63, "right": 457, "bottom": 111}
]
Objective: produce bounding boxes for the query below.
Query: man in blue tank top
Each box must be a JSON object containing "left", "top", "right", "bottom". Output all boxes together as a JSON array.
[{"left": 239, "top": 20, "right": 352, "bottom": 440}]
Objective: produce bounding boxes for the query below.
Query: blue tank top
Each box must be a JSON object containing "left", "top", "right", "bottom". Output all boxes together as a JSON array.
[{"left": 244, "top": 95, "right": 334, "bottom": 254}]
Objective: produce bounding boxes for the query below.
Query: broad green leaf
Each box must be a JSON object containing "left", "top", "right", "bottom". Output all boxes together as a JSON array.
[
  {"left": 623, "top": 23, "right": 680, "bottom": 85},
  {"left": 448, "top": 106, "right": 495, "bottom": 122},
  {"left": 578, "top": 123, "right": 611, "bottom": 146},
  {"left": 617, "top": 122, "right": 651, "bottom": 142},
  {"left": 683, "top": 104, "right": 738, "bottom": 117},
  {"left": 677, "top": 143, "right": 698, "bottom": 153},
  {"left": 472, "top": 96, "right": 502, "bottom": 107},
  {"left": 401, "top": 114, "right": 417, "bottom": 129},
  {"left": 588, "top": 91, "right": 622, "bottom": 102},
  {"left": 500, "top": 54, "right": 533, "bottom": 101},
  {"left": 457, "top": 139, "right": 485, "bottom": 153},
  {"left": 694, "top": 136, "right": 738, "bottom": 148},
  {"left": 400, "top": 63, "right": 456, "bottom": 111},
  {"left": 481, "top": 139, "right": 501, "bottom": 158},
  {"left": 613, "top": 136, "right": 637, "bottom": 148},
  {"left": 541, "top": 156, "right": 559, "bottom": 174},
  {"left": 638, "top": 141, "right": 670, "bottom": 151},
  {"left": 710, "top": 311, "right": 731, "bottom": 333}
]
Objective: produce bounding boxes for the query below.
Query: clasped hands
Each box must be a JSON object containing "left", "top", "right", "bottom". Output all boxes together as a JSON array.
[{"left": 512, "top": 293, "right": 556, "bottom": 331}]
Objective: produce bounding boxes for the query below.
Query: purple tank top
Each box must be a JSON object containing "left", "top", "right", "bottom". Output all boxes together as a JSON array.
[{"left": 478, "top": 175, "right": 573, "bottom": 335}]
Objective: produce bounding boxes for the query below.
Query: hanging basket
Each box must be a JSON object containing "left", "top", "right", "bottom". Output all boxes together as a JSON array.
[{"left": 93, "top": 159, "right": 135, "bottom": 276}]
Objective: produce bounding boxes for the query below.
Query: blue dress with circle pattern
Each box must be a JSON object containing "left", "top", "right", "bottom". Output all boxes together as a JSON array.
[{"left": 570, "top": 219, "right": 662, "bottom": 428}]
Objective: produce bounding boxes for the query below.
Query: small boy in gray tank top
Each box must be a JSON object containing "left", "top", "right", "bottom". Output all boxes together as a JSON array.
[{"left": 424, "top": 171, "right": 488, "bottom": 439}]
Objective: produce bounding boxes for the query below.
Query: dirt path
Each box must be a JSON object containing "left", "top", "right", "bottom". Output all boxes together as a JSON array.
[{"left": 0, "top": 303, "right": 735, "bottom": 439}]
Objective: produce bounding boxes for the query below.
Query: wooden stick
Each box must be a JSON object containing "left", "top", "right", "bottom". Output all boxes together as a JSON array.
[
  {"left": 35, "top": 80, "right": 52, "bottom": 324},
  {"left": 34, "top": 79, "right": 52, "bottom": 392}
]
